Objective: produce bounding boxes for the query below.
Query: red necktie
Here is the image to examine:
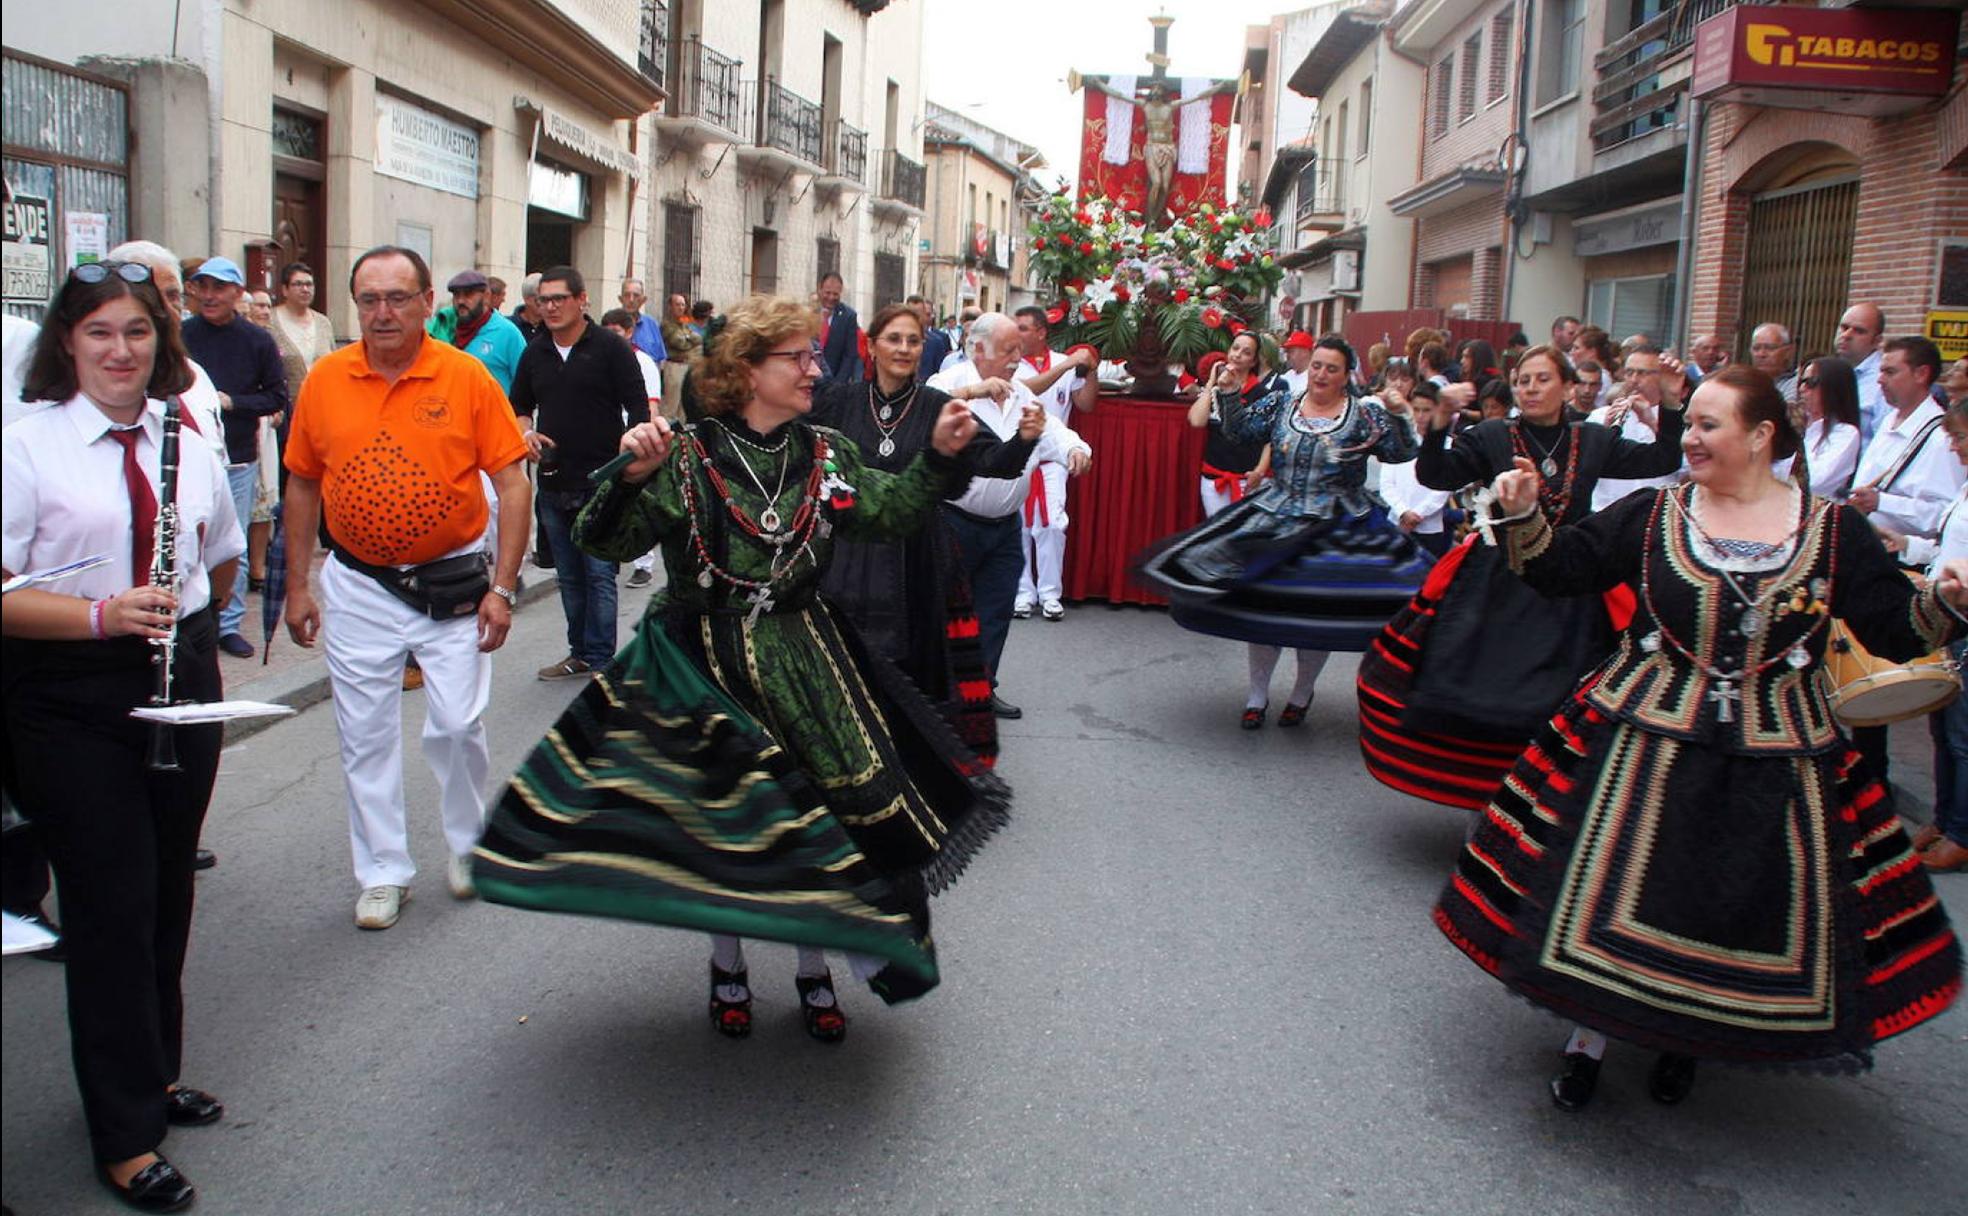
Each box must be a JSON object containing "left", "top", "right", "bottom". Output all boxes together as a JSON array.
[
  {"left": 108, "top": 427, "right": 158, "bottom": 585},
  {"left": 822, "top": 309, "right": 832, "bottom": 346}
]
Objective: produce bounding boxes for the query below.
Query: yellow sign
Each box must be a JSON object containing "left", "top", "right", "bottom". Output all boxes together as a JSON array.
[{"left": 1929, "top": 310, "right": 1968, "bottom": 362}]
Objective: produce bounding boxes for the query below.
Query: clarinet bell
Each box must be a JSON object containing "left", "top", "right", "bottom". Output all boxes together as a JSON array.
[{"left": 147, "top": 722, "right": 181, "bottom": 772}]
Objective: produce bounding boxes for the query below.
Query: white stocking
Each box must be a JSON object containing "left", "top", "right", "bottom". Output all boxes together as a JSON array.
[
  {"left": 1287, "top": 649, "right": 1330, "bottom": 708},
  {"left": 1247, "top": 643, "right": 1282, "bottom": 709},
  {"left": 1564, "top": 1025, "right": 1608, "bottom": 1060}
]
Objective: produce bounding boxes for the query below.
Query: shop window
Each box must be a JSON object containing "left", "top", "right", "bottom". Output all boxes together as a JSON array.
[{"left": 1587, "top": 274, "right": 1675, "bottom": 347}]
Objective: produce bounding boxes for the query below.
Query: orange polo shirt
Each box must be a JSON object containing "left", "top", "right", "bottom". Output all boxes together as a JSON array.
[{"left": 286, "top": 335, "right": 528, "bottom": 566}]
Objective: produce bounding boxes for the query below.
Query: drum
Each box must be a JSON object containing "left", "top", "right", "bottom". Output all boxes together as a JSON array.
[{"left": 1824, "top": 620, "right": 1961, "bottom": 727}]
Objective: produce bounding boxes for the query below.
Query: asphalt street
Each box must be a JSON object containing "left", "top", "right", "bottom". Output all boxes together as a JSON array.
[{"left": 3, "top": 579, "right": 1965, "bottom": 1216}]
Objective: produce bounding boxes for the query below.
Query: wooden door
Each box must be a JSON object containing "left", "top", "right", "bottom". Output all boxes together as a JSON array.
[{"left": 273, "top": 172, "right": 327, "bottom": 312}]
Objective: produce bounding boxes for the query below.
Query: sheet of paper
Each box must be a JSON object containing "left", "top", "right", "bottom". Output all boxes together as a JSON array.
[
  {"left": 2, "top": 554, "right": 111, "bottom": 593},
  {"left": 4, "top": 910, "right": 59, "bottom": 955},
  {"left": 130, "top": 700, "right": 297, "bottom": 725}
]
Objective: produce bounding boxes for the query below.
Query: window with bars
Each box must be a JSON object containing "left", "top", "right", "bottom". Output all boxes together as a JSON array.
[
  {"left": 661, "top": 201, "right": 698, "bottom": 301},
  {"left": 873, "top": 252, "right": 905, "bottom": 311},
  {"left": 1432, "top": 56, "right": 1453, "bottom": 138},
  {"left": 1488, "top": 8, "right": 1514, "bottom": 104},
  {"left": 816, "top": 236, "right": 840, "bottom": 283},
  {"left": 1458, "top": 33, "right": 1481, "bottom": 122},
  {"left": 638, "top": 1, "right": 669, "bottom": 87}
]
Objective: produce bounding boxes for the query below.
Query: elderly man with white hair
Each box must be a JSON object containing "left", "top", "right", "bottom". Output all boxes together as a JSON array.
[
  {"left": 928, "top": 312, "right": 1091, "bottom": 720},
  {"left": 102, "top": 239, "right": 228, "bottom": 454}
]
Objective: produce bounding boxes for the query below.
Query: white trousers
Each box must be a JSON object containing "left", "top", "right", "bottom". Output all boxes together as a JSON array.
[
  {"left": 1018, "top": 461, "right": 1069, "bottom": 604},
  {"left": 320, "top": 556, "right": 492, "bottom": 889}
]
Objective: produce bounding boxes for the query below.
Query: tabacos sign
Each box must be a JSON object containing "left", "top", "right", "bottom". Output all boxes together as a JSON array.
[{"left": 1692, "top": 5, "right": 1959, "bottom": 112}]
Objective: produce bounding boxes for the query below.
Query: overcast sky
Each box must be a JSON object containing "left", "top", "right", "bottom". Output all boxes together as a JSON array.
[{"left": 920, "top": 0, "right": 1309, "bottom": 196}]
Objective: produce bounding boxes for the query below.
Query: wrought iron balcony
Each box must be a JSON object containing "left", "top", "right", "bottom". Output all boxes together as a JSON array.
[
  {"left": 1293, "top": 158, "right": 1347, "bottom": 229},
  {"left": 637, "top": 0, "right": 668, "bottom": 88},
  {"left": 662, "top": 37, "right": 743, "bottom": 139},
  {"left": 879, "top": 149, "right": 926, "bottom": 211},
  {"left": 749, "top": 78, "right": 823, "bottom": 168},
  {"left": 830, "top": 119, "right": 867, "bottom": 183}
]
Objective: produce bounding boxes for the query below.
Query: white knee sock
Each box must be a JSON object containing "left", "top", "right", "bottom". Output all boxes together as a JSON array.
[
  {"left": 1287, "top": 649, "right": 1330, "bottom": 707},
  {"left": 1564, "top": 1026, "right": 1608, "bottom": 1059},
  {"left": 1247, "top": 644, "right": 1282, "bottom": 709},
  {"left": 710, "top": 934, "right": 745, "bottom": 973}
]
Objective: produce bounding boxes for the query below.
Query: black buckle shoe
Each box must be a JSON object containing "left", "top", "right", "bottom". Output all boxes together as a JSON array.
[
  {"left": 1648, "top": 1053, "right": 1698, "bottom": 1105},
  {"left": 101, "top": 1156, "right": 196, "bottom": 1212},
  {"left": 709, "top": 963, "right": 752, "bottom": 1039},
  {"left": 796, "top": 973, "right": 848, "bottom": 1043},
  {"left": 165, "top": 1086, "right": 224, "bottom": 1126},
  {"left": 1549, "top": 1052, "right": 1602, "bottom": 1112},
  {"left": 990, "top": 693, "right": 1022, "bottom": 720}
]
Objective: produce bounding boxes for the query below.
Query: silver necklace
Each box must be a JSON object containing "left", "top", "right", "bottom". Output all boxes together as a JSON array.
[
  {"left": 868, "top": 381, "right": 919, "bottom": 457},
  {"left": 1519, "top": 422, "right": 1565, "bottom": 479},
  {"left": 714, "top": 418, "right": 789, "bottom": 456},
  {"left": 721, "top": 428, "right": 793, "bottom": 534}
]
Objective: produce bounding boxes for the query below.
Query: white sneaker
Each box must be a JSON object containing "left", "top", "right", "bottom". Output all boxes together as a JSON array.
[
  {"left": 355, "top": 885, "right": 408, "bottom": 930},
  {"left": 447, "top": 853, "right": 477, "bottom": 900},
  {"left": 1040, "top": 599, "right": 1065, "bottom": 621},
  {"left": 1012, "top": 597, "right": 1034, "bottom": 619}
]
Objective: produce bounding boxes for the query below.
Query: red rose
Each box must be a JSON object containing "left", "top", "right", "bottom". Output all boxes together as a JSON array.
[
  {"left": 1066, "top": 278, "right": 1086, "bottom": 293},
  {"left": 1045, "top": 305, "right": 1067, "bottom": 324},
  {"left": 1114, "top": 284, "right": 1131, "bottom": 302},
  {"left": 1254, "top": 206, "right": 1273, "bottom": 227},
  {"left": 1201, "top": 307, "right": 1223, "bottom": 329},
  {"left": 1034, "top": 236, "right": 1047, "bottom": 249},
  {"left": 1173, "top": 288, "right": 1190, "bottom": 303},
  {"left": 1081, "top": 303, "right": 1100, "bottom": 322},
  {"left": 1075, "top": 209, "right": 1091, "bottom": 223},
  {"left": 1227, "top": 318, "right": 1246, "bottom": 336},
  {"left": 1079, "top": 241, "right": 1095, "bottom": 255}
]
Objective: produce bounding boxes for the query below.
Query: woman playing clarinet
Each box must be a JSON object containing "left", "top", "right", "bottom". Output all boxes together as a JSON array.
[{"left": 2, "top": 261, "right": 244, "bottom": 1212}]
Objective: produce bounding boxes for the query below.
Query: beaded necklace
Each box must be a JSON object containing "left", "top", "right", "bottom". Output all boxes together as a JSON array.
[
  {"left": 1634, "top": 487, "right": 1834, "bottom": 723},
  {"left": 1509, "top": 420, "right": 1582, "bottom": 522},
  {"left": 678, "top": 427, "right": 832, "bottom": 625}
]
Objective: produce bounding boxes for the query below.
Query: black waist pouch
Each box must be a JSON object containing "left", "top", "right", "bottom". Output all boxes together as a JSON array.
[{"left": 330, "top": 539, "right": 489, "bottom": 621}]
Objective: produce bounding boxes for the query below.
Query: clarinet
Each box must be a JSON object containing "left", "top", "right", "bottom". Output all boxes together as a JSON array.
[{"left": 146, "top": 395, "right": 184, "bottom": 772}]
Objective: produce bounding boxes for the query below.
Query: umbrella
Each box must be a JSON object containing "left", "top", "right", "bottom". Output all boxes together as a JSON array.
[{"left": 260, "top": 502, "right": 286, "bottom": 665}]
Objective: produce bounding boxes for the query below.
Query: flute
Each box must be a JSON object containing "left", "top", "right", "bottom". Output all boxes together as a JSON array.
[{"left": 146, "top": 395, "right": 183, "bottom": 772}]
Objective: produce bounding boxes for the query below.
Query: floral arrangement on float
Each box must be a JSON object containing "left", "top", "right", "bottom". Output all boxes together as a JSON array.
[{"left": 1025, "top": 193, "right": 1285, "bottom": 395}]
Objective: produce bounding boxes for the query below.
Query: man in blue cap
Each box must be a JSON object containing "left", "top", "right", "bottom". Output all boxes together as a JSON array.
[{"left": 181, "top": 255, "right": 288, "bottom": 658}]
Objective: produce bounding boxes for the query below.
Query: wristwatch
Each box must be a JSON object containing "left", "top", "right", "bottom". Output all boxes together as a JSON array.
[{"left": 490, "top": 584, "right": 518, "bottom": 607}]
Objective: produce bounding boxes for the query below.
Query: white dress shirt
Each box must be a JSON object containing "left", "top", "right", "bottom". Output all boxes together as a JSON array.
[
  {"left": 1, "top": 313, "right": 39, "bottom": 429},
  {"left": 1852, "top": 349, "right": 1888, "bottom": 445},
  {"left": 1017, "top": 348, "right": 1085, "bottom": 424},
  {"left": 1904, "top": 483, "right": 1968, "bottom": 573},
  {"left": 1587, "top": 401, "right": 1683, "bottom": 512},
  {"left": 2, "top": 394, "right": 245, "bottom": 614},
  {"left": 1797, "top": 418, "right": 1861, "bottom": 499},
  {"left": 929, "top": 362, "right": 1091, "bottom": 518},
  {"left": 1375, "top": 456, "right": 1450, "bottom": 534},
  {"left": 1852, "top": 399, "right": 1964, "bottom": 538},
  {"left": 630, "top": 347, "right": 662, "bottom": 414},
  {"left": 181, "top": 360, "right": 230, "bottom": 459},
  {"left": 1279, "top": 368, "right": 1308, "bottom": 399}
]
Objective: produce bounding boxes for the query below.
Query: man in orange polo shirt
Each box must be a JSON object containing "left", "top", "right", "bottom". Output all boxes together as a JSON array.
[{"left": 282, "top": 245, "right": 531, "bottom": 931}]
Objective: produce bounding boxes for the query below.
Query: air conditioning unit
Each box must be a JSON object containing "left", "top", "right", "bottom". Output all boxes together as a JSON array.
[{"left": 1332, "top": 249, "right": 1361, "bottom": 293}]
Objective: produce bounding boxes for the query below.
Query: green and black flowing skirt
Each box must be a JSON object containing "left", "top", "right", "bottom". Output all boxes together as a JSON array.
[
  {"left": 474, "top": 596, "right": 1010, "bottom": 1004},
  {"left": 1436, "top": 688, "right": 1962, "bottom": 1070}
]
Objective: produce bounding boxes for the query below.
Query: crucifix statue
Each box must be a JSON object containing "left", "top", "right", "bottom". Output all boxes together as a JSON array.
[{"left": 1072, "top": 15, "right": 1241, "bottom": 228}]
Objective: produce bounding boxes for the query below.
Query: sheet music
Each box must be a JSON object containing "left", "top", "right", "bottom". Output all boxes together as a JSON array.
[
  {"left": 4, "top": 910, "right": 59, "bottom": 955},
  {"left": 130, "top": 700, "right": 297, "bottom": 725},
  {"left": 2, "top": 554, "right": 112, "bottom": 594}
]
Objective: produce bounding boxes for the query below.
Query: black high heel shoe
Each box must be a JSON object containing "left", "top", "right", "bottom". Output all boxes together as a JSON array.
[
  {"left": 1240, "top": 704, "right": 1267, "bottom": 730},
  {"left": 1549, "top": 1052, "right": 1601, "bottom": 1111},
  {"left": 1277, "top": 702, "right": 1309, "bottom": 728},
  {"left": 1648, "top": 1053, "right": 1698, "bottom": 1105},
  {"left": 796, "top": 973, "right": 848, "bottom": 1043},
  {"left": 709, "top": 962, "right": 752, "bottom": 1039}
]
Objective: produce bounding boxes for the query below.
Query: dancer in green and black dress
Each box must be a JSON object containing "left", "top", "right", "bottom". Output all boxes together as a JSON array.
[{"left": 474, "top": 295, "right": 1008, "bottom": 1043}]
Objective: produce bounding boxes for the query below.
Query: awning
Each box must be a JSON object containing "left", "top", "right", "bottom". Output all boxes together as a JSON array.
[{"left": 515, "top": 97, "right": 641, "bottom": 180}]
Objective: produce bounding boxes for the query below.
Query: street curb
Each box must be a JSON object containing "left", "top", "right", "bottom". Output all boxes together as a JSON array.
[{"left": 221, "top": 571, "right": 563, "bottom": 746}]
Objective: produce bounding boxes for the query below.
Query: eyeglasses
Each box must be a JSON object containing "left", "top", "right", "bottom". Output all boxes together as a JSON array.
[
  {"left": 70, "top": 260, "right": 152, "bottom": 285},
  {"left": 536, "top": 293, "right": 577, "bottom": 308},
  {"left": 353, "top": 291, "right": 423, "bottom": 312},
  {"left": 759, "top": 349, "right": 823, "bottom": 371}
]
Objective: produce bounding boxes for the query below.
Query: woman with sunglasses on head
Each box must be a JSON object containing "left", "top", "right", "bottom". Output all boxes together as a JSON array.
[
  {"left": 1787, "top": 355, "right": 1863, "bottom": 500},
  {"left": 2, "top": 261, "right": 244, "bottom": 1212},
  {"left": 808, "top": 301, "right": 1043, "bottom": 765},
  {"left": 1141, "top": 334, "right": 1431, "bottom": 729},
  {"left": 474, "top": 295, "right": 1011, "bottom": 1043},
  {"left": 1358, "top": 345, "right": 1686, "bottom": 811}
]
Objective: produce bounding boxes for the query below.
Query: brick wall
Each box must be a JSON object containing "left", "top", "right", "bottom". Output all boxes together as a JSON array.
[
  {"left": 1412, "top": 193, "right": 1507, "bottom": 318},
  {"left": 1688, "top": 59, "right": 1968, "bottom": 352},
  {"left": 1417, "top": 0, "right": 1518, "bottom": 182}
]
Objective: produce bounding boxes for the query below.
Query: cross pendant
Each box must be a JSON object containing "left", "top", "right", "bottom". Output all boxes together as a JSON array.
[
  {"left": 1709, "top": 678, "right": 1740, "bottom": 724},
  {"left": 745, "top": 587, "right": 774, "bottom": 627}
]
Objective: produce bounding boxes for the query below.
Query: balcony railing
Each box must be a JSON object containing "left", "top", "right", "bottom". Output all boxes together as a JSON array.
[
  {"left": 638, "top": 0, "right": 668, "bottom": 88},
  {"left": 747, "top": 78, "right": 823, "bottom": 166},
  {"left": 830, "top": 118, "right": 867, "bottom": 182},
  {"left": 1293, "top": 158, "right": 1346, "bottom": 227},
  {"left": 666, "top": 37, "right": 743, "bottom": 136},
  {"left": 1590, "top": 0, "right": 1738, "bottom": 152},
  {"left": 880, "top": 149, "right": 926, "bottom": 210}
]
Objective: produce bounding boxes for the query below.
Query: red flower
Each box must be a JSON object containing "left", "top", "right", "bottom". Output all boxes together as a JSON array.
[
  {"left": 1201, "top": 307, "right": 1224, "bottom": 329},
  {"left": 1254, "top": 206, "right": 1273, "bottom": 227},
  {"left": 1033, "top": 236, "right": 1047, "bottom": 249},
  {"left": 1045, "top": 304, "right": 1067, "bottom": 325},
  {"left": 1079, "top": 241, "right": 1095, "bottom": 255},
  {"left": 1066, "top": 278, "right": 1086, "bottom": 294},
  {"left": 1114, "top": 285, "right": 1132, "bottom": 302},
  {"left": 1075, "top": 209, "right": 1091, "bottom": 223},
  {"left": 1173, "top": 288, "right": 1190, "bottom": 304},
  {"left": 1216, "top": 257, "right": 1236, "bottom": 271},
  {"left": 1227, "top": 318, "right": 1247, "bottom": 336},
  {"left": 1081, "top": 303, "right": 1101, "bottom": 322}
]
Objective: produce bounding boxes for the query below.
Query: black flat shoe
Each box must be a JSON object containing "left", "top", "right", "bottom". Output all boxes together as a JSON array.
[
  {"left": 1277, "top": 702, "right": 1309, "bottom": 728},
  {"left": 796, "top": 973, "right": 848, "bottom": 1044},
  {"left": 990, "top": 693, "right": 1022, "bottom": 720},
  {"left": 1240, "top": 705, "right": 1267, "bottom": 730},
  {"left": 100, "top": 1156, "right": 195, "bottom": 1212},
  {"left": 709, "top": 963, "right": 752, "bottom": 1039},
  {"left": 192, "top": 849, "right": 217, "bottom": 871},
  {"left": 1549, "top": 1052, "right": 1601, "bottom": 1112},
  {"left": 165, "top": 1086, "right": 224, "bottom": 1126},
  {"left": 1648, "top": 1053, "right": 1698, "bottom": 1105}
]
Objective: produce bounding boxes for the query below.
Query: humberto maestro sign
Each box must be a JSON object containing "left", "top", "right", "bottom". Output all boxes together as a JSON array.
[{"left": 1691, "top": 4, "right": 1960, "bottom": 115}]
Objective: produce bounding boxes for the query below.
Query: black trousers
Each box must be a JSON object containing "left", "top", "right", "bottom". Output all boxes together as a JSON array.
[
  {"left": 942, "top": 508, "right": 1024, "bottom": 685},
  {"left": 3, "top": 614, "right": 223, "bottom": 1162}
]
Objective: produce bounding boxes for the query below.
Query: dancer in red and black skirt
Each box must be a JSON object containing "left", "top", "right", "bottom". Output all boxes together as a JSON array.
[
  {"left": 1357, "top": 344, "right": 1685, "bottom": 808},
  {"left": 1438, "top": 366, "right": 1963, "bottom": 1109}
]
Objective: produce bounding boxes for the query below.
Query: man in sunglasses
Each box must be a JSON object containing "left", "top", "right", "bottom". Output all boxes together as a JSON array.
[{"left": 181, "top": 255, "right": 288, "bottom": 659}]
